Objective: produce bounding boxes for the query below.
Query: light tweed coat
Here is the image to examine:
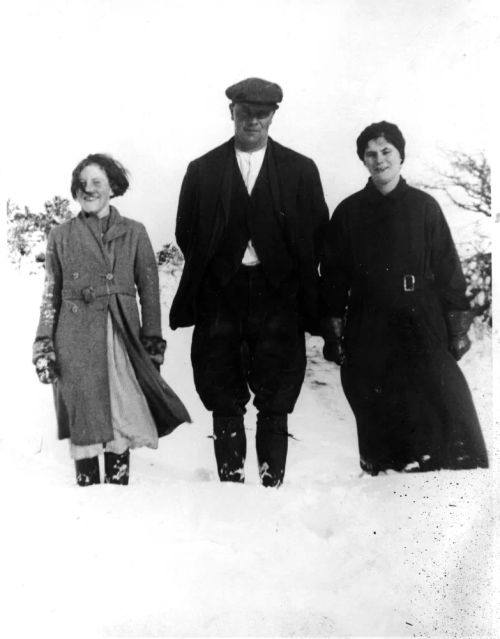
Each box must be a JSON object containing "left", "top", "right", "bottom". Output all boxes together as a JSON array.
[{"left": 34, "top": 207, "right": 190, "bottom": 446}]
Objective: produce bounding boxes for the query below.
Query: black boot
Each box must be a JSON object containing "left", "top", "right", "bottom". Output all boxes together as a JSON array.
[
  {"left": 75, "top": 456, "right": 100, "bottom": 486},
  {"left": 213, "top": 415, "right": 246, "bottom": 482},
  {"left": 256, "top": 414, "right": 288, "bottom": 488},
  {"left": 104, "top": 449, "right": 130, "bottom": 485}
]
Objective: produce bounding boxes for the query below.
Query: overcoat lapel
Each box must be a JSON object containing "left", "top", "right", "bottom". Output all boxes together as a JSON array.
[
  {"left": 77, "top": 207, "right": 129, "bottom": 272},
  {"left": 75, "top": 213, "right": 110, "bottom": 268},
  {"left": 268, "top": 139, "right": 300, "bottom": 257},
  {"left": 198, "top": 140, "right": 234, "bottom": 261},
  {"left": 219, "top": 144, "right": 234, "bottom": 225},
  {"left": 103, "top": 208, "right": 129, "bottom": 243},
  {"left": 266, "top": 140, "right": 283, "bottom": 214}
]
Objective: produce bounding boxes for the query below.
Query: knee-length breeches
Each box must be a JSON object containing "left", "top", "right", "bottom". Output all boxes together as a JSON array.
[{"left": 191, "top": 266, "right": 306, "bottom": 417}]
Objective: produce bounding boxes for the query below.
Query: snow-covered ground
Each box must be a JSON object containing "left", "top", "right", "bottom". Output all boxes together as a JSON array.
[{"left": 1, "top": 267, "right": 497, "bottom": 639}]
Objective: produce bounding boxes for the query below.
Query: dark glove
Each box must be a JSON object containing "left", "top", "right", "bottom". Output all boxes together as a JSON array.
[
  {"left": 321, "top": 317, "right": 345, "bottom": 365},
  {"left": 35, "top": 356, "right": 58, "bottom": 384},
  {"left": 33, "top": 337, "right": 58, "bottom": 384},
  {"left": 445, "top": 310, "right": 473, "bottom": 361},
  {"left": 141, "top": 335, "right": 167, "bottom": 370}
]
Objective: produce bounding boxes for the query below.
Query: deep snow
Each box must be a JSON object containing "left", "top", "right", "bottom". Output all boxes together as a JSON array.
[{"left": 1, "top": 266, "right": 497, "bottom": 639}]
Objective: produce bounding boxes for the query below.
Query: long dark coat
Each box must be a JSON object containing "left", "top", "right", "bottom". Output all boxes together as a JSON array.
[
  {"left": 321, "top": 178, "right": 488, "bottom": 472},
  {"left": 35, "top": 207, "right": 190, "bottom": 446},
  {"left": 169, "top": 137, "right": 329, "bottom": 334}
]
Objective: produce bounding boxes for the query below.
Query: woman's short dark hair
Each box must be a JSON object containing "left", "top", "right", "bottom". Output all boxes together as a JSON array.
[
  {"left": 356, "top": 121, "right": 406, "bottom": 163},
  {"left": 70, "top": 153, "right": 130, "bottom": 199}
]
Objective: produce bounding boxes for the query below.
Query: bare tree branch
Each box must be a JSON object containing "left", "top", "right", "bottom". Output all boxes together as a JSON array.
[{"left": 417, "top": 150, "right": 491, "bottom": 217}]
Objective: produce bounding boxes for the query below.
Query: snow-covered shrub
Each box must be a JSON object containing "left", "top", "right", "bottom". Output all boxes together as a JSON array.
[
  {"left": 157, "top": 243, "right": 184, "bottom": 307},
  {"left": 157, "top": 242, "right": 184, "bottom": 272},
  {"left": 7, "top": 196, "right": 74, "bottom": 269},
  {"left": 462, "top": 251, "right": 491, "bottom": 325}
]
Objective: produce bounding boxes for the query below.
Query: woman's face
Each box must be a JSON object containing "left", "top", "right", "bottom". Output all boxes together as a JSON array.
[
  {"left": 76, "top": 164, "right": 113, "bottom": 217},
  {"left": 363, "top": 136, "right": 402, "bottom": 191}
]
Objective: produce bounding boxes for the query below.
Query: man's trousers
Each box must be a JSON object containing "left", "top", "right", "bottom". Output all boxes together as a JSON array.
[{"left": 191, "top": 265, "right": 306, "bottom": 485}]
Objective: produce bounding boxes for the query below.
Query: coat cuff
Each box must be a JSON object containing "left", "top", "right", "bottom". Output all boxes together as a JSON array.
[
  {"left": 445, "top": 310, "right": 473, "bottom": 338},
  {"left": 33, "top": 337, "right": 56, "bottom": 365}
]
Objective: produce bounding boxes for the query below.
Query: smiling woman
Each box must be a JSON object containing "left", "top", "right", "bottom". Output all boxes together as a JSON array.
[
  {"left": 362, "top": 138, "right": 402, "bottom": 195},
  {"left": 77, "top": 165, "right": 113, "bottom": 216},
  {"left": 70, "top": 155, "right": 129, "bottom": 218},
  {"left": 32, "top": 153, "right": 190, "bottom": 486},
  {"left": 320, "top": 121, "right": 488, "bottom": 475}
]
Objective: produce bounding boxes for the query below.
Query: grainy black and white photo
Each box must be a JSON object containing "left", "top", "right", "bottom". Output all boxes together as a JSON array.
[{"left": 2, "top": 0, "right": 497, "bottom": 637}]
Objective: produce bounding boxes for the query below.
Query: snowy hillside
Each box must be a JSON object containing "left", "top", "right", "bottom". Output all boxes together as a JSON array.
[{"left": 1, "top": 267, "right": 496, "bottom": 638}]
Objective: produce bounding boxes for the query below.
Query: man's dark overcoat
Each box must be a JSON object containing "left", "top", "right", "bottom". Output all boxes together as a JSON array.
[
  {"left": 35, "top": 207, "right": 190, "bottom": 446},
  {"left": 321, "top": 178, "right": 488, "bottom": 472},
  {"left": 169, "top": 137, "right": 329, "bottom": 333}
]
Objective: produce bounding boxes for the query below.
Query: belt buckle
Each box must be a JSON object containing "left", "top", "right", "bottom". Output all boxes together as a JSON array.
[
  {"left": 81, "top": 286, "right": 96, "bottom": 303},
  {"left": 403, "top": 274, "right": 415, "bottom": 292}
]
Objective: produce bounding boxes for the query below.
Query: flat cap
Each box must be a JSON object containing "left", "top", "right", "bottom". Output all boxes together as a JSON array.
[{"left": 225, "top": 77, "right": 283, "bottom": 105}]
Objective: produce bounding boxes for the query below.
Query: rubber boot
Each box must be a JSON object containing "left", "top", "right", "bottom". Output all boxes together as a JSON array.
[
  {"left": 213, "top": 415, "right": 246, "bottom": 482},
  {"left": 75, "top": 456, "right": 100, "bottom": 486},
  {"left": 104, "top": 449, "right": 130, "bottom": 485},
  {"left": 256, "top": 414, "right": 288, "bottom": 488}
]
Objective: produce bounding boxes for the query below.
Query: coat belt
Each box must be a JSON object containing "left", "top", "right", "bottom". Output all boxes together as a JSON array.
[
  {"left": 351, "top": 272, "right": 435, "bottom": 301},
  {"left": 62, "top": 284, "right": 136, "bottom": 302}
]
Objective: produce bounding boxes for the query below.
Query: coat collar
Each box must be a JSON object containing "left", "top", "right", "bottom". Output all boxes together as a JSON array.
[
  {"left": 77, "top": 205, "right": 128, "bottom": 243},
  {"left": 363, "top": 176, "right": 409, "bottom": 204},
  {"left": 76, "top": 206, "right": 128, "bottom": 269}
]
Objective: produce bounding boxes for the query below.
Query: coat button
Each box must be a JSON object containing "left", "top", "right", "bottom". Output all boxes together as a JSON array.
[
  {"left": 72, "top": 305, "right": 78, "bottom": 313},
  {"left": 72, "top": 272, "right": 79, "bottom": 279},
  {"left": 106, "top": 273, "right": 114, "bottom": 280}
]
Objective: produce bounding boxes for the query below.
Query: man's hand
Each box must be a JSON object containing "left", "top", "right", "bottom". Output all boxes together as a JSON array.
[
  {"left": 321, "top": 317, "right": 345, "bottom": 366},
  {"left": 323, "top": 340, "right": 345, "bottom": 365}
]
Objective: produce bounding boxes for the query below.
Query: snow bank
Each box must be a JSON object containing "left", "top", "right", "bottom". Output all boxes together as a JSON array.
[{"left": 1, "top": 268, "right": 496, "bottom": 638}]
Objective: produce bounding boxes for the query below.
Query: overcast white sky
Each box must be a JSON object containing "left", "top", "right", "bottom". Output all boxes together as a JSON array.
[{"left": 1, "top": 0, "right": 497, "bottom": 249}]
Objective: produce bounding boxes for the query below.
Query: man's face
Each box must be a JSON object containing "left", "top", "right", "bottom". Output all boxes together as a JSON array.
[{"left": 231, "top": 102, "right": 275, "bottom": 151}]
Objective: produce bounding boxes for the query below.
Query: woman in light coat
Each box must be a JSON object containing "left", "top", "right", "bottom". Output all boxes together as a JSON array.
[{"left": 33, "top": 154, "right": 190, "bottom": 486}]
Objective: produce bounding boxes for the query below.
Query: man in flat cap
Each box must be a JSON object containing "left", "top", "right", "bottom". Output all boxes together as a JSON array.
[{"left": 170, "top": 77, "right": 329, "bottom": 487}]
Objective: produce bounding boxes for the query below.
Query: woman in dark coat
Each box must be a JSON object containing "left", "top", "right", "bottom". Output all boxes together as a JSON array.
[
  {"left": 33, "top": 154, "right": 190, "bottom": 486},
  {"left": 320, "top": 121, "right": 488, "bottom": 475}
]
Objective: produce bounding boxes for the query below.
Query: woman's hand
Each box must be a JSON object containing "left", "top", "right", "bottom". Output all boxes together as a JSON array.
[
  {"left": 141, "top": 336, "right": 167, "bottom": 371},
  {"left": 35, "top": 356, "right": 58, "bottom": 384},
  {"left": 33, "top": 337, "right": 58, "bottom": 383},
  {"left": 449, "top": 334, "right": 471, "bottom": 361},
  {"left": 445, "top": 310, "right": 473, "bottom": 361}
]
